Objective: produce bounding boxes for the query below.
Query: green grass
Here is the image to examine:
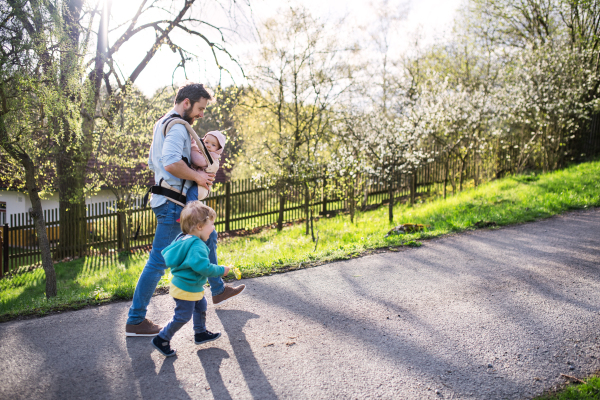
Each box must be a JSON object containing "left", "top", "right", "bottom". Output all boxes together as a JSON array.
[
  {"left": 535, "top": 376, "right": 600, "bottom": 399},
  {"left": 0, "top": 252, "right": 157, "bottom": 321},
  {"left": 1, "top": 160, "right": 600, "bottom": 321},
  {"left": 217, "top": 160, "right": 600, "bottom": 276}
]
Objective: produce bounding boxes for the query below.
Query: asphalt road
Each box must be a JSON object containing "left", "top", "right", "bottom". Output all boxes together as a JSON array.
[{"left": 1, "top": 209, "right": 600, "bottom": 400}]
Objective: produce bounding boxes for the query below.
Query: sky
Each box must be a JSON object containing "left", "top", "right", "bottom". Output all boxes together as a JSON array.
[{"left": 107, "top": 0, "right": 464, "bottom": 97}]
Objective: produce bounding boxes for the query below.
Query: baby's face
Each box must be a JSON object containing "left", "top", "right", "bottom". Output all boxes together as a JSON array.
[{"left": 204, "top": 135, "right": 221, "bottom": 152}]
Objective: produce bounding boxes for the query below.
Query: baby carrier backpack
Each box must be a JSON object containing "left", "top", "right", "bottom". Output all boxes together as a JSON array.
[
  {"left": 134, "top": 113, "right": 216, "bottom": 239},
  {"left": 159, "top": 114, "right": 216, "bottom": 202}
]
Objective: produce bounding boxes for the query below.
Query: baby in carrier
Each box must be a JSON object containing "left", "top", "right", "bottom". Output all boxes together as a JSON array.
[{"left": 187, "top": 130, "right": 226, "bottom": 202}]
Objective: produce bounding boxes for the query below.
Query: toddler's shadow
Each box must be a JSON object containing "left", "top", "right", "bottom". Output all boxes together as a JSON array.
[
  {"left": 197, "top": 347, "right": 232, "bottom": 400},
  {"left": 125, "top": 338, "right": 191, "bottom": 399}
]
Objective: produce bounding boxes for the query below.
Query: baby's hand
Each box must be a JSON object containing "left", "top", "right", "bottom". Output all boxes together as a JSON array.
[{"left": 223, "top": 266, "right": 231, "bottom": 276}]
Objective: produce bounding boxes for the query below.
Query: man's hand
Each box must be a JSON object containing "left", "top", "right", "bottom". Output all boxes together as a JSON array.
[
  {"left": 196, "top": 170, "right": 215, "bottom": 191},
  {"left": 164, "top": 160, "right": 215, "bottom": 191},
  {"left": 223, "top": 266, "right": 231, "bottom": 276}
]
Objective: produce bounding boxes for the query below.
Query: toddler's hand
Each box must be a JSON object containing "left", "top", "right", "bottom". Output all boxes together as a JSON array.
[{"left": 223, "top": 266, "right": 231, "bottom": 276}]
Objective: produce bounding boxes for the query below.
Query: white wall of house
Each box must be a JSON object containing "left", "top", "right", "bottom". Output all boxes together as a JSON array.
[{"left": 0, "top": 189, "right": 121, "bottom": 225}]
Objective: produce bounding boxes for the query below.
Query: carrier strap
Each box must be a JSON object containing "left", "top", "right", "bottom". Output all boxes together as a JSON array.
[
  {"left": 163, "top": 115, "right": 214, "bottom": 165},
  {"left": 134, "top": 178, "right": 188, "bottom": 240}
]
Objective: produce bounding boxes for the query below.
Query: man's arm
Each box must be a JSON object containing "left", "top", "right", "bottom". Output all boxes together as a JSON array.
[{"left": 165, "top": 161, "right": 215, "bottom": 190}]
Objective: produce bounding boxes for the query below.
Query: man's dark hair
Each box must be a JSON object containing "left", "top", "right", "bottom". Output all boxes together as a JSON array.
[{"left": 175, "top": 82, "right": 215, "bottom": 105}]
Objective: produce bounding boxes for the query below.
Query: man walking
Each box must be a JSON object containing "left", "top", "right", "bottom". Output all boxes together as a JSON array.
[{"left": 126, "top": 83, "right": 245, "bottom": 337}]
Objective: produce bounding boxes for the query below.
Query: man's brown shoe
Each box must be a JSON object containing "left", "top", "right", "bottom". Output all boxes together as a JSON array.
[
  {"left": 125, "top": 319, "right": 162, "bottom": 337},
  {"left": 212, "top": 284, "right": 246, "bottom": 307}
]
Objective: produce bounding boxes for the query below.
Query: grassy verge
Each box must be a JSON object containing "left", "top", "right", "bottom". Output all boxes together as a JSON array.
[
  {"left": 535, "top": 376, "right": 600, "bottom": 399},
  {"left": 1, "top": 160, "right": 600, "bottom": 321},
  {"left": 217, "top": 160, "right": 600, "bottom": 276},
  {"left": 0, "top": 252, "right": 154, "bottom": 321}
]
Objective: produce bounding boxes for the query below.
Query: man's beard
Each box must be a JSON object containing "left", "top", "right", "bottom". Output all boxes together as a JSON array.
[{"left": 182, "top": 104, "right": 194, "bottom": 124}]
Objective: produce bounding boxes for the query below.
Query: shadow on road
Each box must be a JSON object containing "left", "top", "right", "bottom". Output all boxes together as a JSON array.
[
  {"left": 216, "top": 309, "right": 278, "bottom": 400},
  {"left": 197, "top": 347, "right": 232, "bottom": 400},
  {"left": 125, "top": 337, "right": 191, "bottom": 400}
]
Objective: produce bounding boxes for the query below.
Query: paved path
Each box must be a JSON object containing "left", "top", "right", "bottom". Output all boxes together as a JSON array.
[{"left": 2, "top": 209, "right": 600, "bottom": 400}]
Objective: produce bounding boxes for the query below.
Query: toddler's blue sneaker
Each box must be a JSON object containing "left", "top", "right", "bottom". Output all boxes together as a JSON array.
[
  {"left": 151, "top": 335, "right": 176, "bottom": 357},
  {"left": 194, "top": 330, "right": 221, "bottom": 345}
]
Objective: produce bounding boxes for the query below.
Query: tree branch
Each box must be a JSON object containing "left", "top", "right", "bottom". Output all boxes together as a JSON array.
[
  {"left": 175, "top": 22, "right": 245, "bottom": 78},
  {"left": 127, "top": 0, "right": 195, "bottom": 84},
  {"left": 106, "top": 0, "right": 148, "bottom": 58}
]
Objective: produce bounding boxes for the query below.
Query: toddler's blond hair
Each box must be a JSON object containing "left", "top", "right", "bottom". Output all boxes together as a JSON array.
[{"left": 180, "top": 201, "right": 216, "bottom": 234}]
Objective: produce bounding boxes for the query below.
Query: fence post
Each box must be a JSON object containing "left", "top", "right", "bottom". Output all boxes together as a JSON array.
[
  {"left": 225, "top": 182, "right": 231, "bottom": 232},
  {"left": 410, "top": 171, "right": 416, "bottom": 205},
  {"left": 117, "top": 210, "right": 123, "bottom": 250},
  {"left": 0, "top": 224, "right": 3, "bottom": 279},
  {"left": 321, "top": 176, "right": 327, "bottom": 216},
  {"left": 2, "top": 223, "right": 8, "bottom": 277}
]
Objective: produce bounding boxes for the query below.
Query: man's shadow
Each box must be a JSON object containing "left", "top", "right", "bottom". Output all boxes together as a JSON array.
[{"left": 212, "top": 309, "right": 277, "bottom": 399}]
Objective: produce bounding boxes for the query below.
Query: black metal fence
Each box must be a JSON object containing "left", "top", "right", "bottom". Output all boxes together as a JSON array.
[
  {"left": 1, "top": 158, "right": 448, "bottom": 276},
  {"left": 1, "top": 200, "right": 158, "bottom": 274}
]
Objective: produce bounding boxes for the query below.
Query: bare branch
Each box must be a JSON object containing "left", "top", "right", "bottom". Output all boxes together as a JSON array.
[
  {"left": 175, "top": 22, "right": 245, "bottom": 78},
  {"left": 106, "top": 0, "right": 149, "bottom": 58},
  {"left": 127, "top": 0, "right": 195, "bottom": 84}
]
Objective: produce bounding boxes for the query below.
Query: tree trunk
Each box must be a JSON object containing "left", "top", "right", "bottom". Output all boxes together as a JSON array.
[
  {"left": 56, "top": 160, "right": 87, "bottom": 259},
  {"left": 23, "top": 158, "right": 57, "bottom": 298},
  {"left": 57, "top": 0, "right": 114, "bottom": 258},
  {"left": 388, "top": 183, "right": 394, "bottom": 223},
  {"left": 56, "top": 0, "right": 87, "bottom": 260}
]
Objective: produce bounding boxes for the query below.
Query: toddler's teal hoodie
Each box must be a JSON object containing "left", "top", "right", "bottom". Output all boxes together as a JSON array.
[{"left": 161, "top": 234, "right": 225, "bottom": 293}]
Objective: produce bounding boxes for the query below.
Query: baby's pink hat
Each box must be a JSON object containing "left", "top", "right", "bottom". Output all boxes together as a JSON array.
[{"left": 204, "top": 131, "right": 226, "bottom": 155}]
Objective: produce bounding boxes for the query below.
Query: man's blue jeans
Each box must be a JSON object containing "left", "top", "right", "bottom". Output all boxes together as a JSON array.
[
  {"left": 126, "top": 201, "right": 224, "bottom": 325},
  {"left": 158, "top": 297, "right": 208, "bottom": 341}
]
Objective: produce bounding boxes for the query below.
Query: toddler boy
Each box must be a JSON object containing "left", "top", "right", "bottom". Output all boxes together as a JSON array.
[{"left": 151, "top": 201, "right": 231, "bottom": 357}]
